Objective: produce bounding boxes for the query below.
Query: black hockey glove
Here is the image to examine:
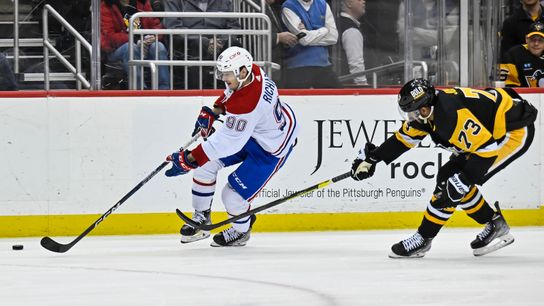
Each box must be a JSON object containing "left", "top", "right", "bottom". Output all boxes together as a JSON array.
[
  {"left": 432, "top": 172, "right": 471, "bottom": 208},
  {"left": 351, "top": 143, "right": 379, "bottom": 181}
]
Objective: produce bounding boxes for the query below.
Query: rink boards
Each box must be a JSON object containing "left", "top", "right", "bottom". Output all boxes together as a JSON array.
[{"left": 0, "top": 89, "right": 542, "bottom": 237}]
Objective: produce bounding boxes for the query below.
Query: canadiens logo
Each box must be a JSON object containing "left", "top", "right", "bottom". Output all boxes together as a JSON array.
[{"left": 229, "top": 51, "right": 241, "bottom": 59}]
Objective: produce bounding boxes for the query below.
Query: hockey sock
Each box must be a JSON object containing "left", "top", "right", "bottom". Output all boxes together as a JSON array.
[
  {"left": 231, "top": 215, "right": 251, "bottom": 233},
  {"left": 192, "top": 177, "right": 215, "bottom": 212},
  {"left": 222, "top": 184, "right": 251, "bottom": 233},
  {"left": 418, "top": 205, "right": 455, "bottom": 238},
  {"left": 458, "top": 186, "right": 494, "bottom": 224}
]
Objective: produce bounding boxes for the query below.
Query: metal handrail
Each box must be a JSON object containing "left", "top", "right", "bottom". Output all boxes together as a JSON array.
[
  {"left": 338, "top": 61, "right": 429, "bottom": 88},
  {"left": 128, "top": 12, "right": 273, "bottom": 90},
  {"left": 234, "top": 0, "right": 266, "bottom": 12},
  {"left": 129, "top": 61, "right": 157, "bottom": 90},
  {"left": 13, "top": 0, "right": 19, "bottom": 73},
  {"left": 42, "top": 4, "right": 92, "bottom": 90}
]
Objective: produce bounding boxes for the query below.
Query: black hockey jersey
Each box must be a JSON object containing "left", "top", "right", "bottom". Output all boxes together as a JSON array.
[
  {"left": 374, "top": 87, "right": 537, "bottom": 184},
  {"left": 500, "top": 44, "right": 544, "bottom": 87}
]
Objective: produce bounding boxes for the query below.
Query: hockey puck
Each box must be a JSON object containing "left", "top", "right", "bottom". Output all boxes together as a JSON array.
[{"left": 12, "top": 244, "right": 24, "bottom": 250}]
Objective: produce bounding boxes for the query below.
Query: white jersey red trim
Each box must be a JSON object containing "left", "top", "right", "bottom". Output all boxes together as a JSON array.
[{"left": 192, "top": 65, "right": 299, "bottom": 166}]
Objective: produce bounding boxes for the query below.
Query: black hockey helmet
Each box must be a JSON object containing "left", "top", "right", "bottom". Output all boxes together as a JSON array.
[{"left": 398, "top": 78, "right": 436, "bottom": 112}]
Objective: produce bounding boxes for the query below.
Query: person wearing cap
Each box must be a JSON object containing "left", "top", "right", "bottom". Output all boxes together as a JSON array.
[
  {"left": 500, "top": 21, "right": 544, "bottom": 87},
  {"left": 500, "top": 0, "right": 544, "bottom": 61}
]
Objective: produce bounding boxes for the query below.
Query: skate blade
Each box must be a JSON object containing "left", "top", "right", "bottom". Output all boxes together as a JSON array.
[
  {"left": 180, "top": 231, "right": 210, "bottom": 244},
  {"left": 210, "top": 240, "right": 247, "bottom": 247},
  {"left": 388, "top": 251, "right": 426, "bottom": 259},
  {"left": 473, "top": 233, "right": 515, "bottom": 256}
]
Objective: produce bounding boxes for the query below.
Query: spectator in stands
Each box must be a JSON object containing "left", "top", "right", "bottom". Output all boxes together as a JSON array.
[
  {"left": 101, "top": 0, "right": 170, "bottom": 89},
  {"left": 150, "top": 0, "right": 163, "bottom": 11},
  {"left": 266, "top": 0, "right": 298, "bottom": 87},
  {"left": 163, "top": 0, "right": 241, "bottom": 88},
  {"left": 281, "top": 0, "right": 340, "bottom": 88},
  {"left": 500, "top": 21, "right": 544, "bottom": 87},
  {"left": 0, "top": 52, "right": 17, "bottom": 91},
  {"left": 501, "top": 0, "right": 544, "bottom": 61},
  {"left": 338, "top": 0, "right": 368, "bottom": 86}
]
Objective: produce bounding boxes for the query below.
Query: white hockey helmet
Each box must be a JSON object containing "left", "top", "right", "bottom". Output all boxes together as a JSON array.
[{"left": 215, "top": 46, "right": 253, "bottom": 85}]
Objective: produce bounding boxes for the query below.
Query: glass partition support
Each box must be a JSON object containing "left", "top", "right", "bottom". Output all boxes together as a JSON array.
[
  {"left": 467, "top": 0, "right": 501, "bottom": 87},
  {"left": 91, "top": 0, "right": 101, "bottom": 90},
  {"left": 403, "top": 0, "right": 413, "bottom": 83},
  {"left": 485, "top": 0, "right": 497, "bottom": 85},
  {"left": 330, "top": 0, "right": 341, "bottom": 77},
  {"left": 460, "top": 0, "right": 469, "bottom": 86},
  {"left": 473, "top": 0, "right": 484, "bottom": 86},
  {"left": 488, "top": 0, "right": 503, "bottom": 86},
  {"left": 437, "top": 0, "right": 446, "bottom": 85},
  {"left": 13, "top": 0, "right": 19, "bottom": 73}
]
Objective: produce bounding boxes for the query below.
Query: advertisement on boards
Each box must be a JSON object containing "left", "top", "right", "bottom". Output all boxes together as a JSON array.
[{"left": 0, "top": 93, "right": 540, "bottom": 216}]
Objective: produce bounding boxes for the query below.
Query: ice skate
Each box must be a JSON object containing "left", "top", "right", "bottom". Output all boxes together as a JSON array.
[
  {"left": 180, "top": 209, "right": 211, "bottom": 243},
  {"left": 471, "top": 203, "right": 514, "bottom": 256},
  {"left": 211, "top": 214, "right": 256, "bottom": 247},
  {"left": 389, "top": 232, "right": 433, "bottom": 258}
]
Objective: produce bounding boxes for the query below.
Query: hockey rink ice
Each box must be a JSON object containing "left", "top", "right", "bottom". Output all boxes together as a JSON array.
[{"left": 1, "top": 228, "right": 543, "bottom": 306}]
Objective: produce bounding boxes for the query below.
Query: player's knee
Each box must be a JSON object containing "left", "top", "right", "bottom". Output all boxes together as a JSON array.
[
  {"left": 221, "top": 183, "right": 249, "bottom": 215},
  {"left": 193, "top": 160, "right": 223, "bottom": 181}
]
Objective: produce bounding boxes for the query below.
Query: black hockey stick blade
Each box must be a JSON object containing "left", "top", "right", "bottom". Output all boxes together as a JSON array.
[
  {"left": 40, "top": 134, "right": 200, "bottom": 253},
  {"left": 176, "top": 171, "right": 352, "bottom": 231},
  {"left": 40, "top": 236, "right": 73, "bottom": 253}
]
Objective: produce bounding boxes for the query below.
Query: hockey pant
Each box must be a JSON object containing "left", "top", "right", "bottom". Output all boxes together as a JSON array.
[{"left": 418, "top": 125, "right": 535, "bottom": 238}]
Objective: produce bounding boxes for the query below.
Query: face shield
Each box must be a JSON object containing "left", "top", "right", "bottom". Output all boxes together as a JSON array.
[
  {"left": 215, "top": 65, "right": 251, "bottom": 90},
  {"left": 214, "top": 67, "right": 235, "bottom": 82},
  {"left": 398, "top": 105, "right": 434, "bottom": 124}
]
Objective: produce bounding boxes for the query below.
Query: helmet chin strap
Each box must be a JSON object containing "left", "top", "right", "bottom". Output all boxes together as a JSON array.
[
  {"left": 235, "top": 69, "right": 252, "bottom": 90},
  {"left": 418, "top": 106, "right": 434, "bottom": 124}
]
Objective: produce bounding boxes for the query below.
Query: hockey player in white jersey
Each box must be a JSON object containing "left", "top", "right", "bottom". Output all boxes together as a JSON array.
[{"left": 165, "top": 46, "right": 299, "bottom": 247}]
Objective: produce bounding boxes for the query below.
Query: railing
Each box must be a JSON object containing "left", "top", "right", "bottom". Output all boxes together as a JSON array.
[
  {"left": 338, "top": 61, "right": 429, "bottom": 88},
  {"left": 42, "top": 4, "right": 92, "bottom": 90},
  {"left": 128, "top": 12, "right": 273, "bottom": 90},
  {"left": 234, "top": 0, "right": 266, "bottom": 51},
  {"left": 233, "top": 0, "right": 265, "bottom": 13}
]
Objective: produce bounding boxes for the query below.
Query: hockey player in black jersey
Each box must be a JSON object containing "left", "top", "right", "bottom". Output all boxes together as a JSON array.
[
  {"left": 351, "top": 78, "right": 538, "bottom": 258},
  {"left": 500, "top": 21, "right": 544, "bottom": 87}
]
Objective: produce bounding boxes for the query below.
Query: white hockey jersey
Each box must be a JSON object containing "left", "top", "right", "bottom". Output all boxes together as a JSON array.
[{"left": 191, "top": 64, "right": 299, "bottom": 165}]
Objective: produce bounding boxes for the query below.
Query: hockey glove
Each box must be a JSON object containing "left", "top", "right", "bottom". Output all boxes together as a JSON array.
[
  {"left": 351, "top": 143, "right": 379, "bottom": 181},
  {"left": 165, "top": 150, "right": 198, "bottom": 177},
  {"left": 193, "top": 106, "right": 219, "bottom": 138},
  {"left": 432, "top": 172, "right": 471, "bottom": 208}
]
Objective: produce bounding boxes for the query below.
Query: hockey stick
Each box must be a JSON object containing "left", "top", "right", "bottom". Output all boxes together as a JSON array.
[
  {"left": 176, "top": 171, "right": 352, "bottom": 231},
  {"left": 40, "top": 133, "right": 201, "bottom": 253}
]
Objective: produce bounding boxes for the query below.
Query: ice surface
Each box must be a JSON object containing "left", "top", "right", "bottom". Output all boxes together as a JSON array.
[{"left": 1, "top": 228, "right": 543, "bottom": 306}]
